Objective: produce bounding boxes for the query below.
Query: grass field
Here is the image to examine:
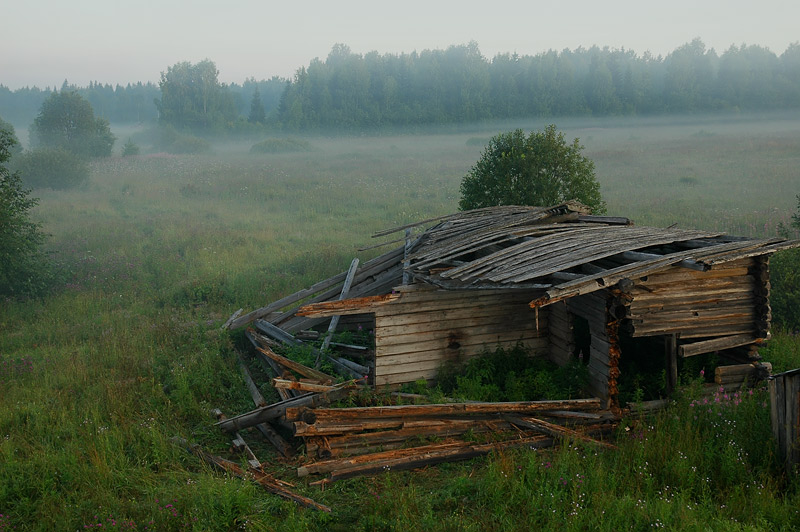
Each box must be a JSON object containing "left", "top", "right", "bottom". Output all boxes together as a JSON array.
[{"left": 2, "top": 113, "right": 800, "bottom": 530}]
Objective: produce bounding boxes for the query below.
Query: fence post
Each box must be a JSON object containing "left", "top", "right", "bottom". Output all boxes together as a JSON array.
[{"left": 769, "top": 369, "right": 800, "bottom": 473}]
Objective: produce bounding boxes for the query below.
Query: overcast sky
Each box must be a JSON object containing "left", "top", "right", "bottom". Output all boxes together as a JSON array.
[{"left": 2, "top": 0, "right": 798, "bottom": 90}]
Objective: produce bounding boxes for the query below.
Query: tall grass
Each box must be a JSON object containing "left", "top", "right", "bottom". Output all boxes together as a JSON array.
[{"left": 1, "top": 113, "right": 800, "bottom": 530}]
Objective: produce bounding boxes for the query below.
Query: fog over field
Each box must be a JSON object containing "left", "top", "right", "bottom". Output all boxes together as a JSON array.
[{"left": 3, "top": 3, "right": 800, "bottom": 530}]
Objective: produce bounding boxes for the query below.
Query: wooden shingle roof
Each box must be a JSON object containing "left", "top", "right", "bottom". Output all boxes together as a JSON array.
[{"left": 374, "top": 202, "right": 800, "bottom": 307}]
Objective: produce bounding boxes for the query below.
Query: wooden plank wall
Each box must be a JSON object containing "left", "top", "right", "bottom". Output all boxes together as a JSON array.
[
  {"left": 565, "top": 293, "right": 613, "bottom": 401},
  {"left": 627, "top": 259, "right": 757, "bottom": 340},
  {"left": 372, "top": 287, "right": 549, "bottom": 387},
  {"left": 548, "top": 301, "right": 575, "bottom": 367}
]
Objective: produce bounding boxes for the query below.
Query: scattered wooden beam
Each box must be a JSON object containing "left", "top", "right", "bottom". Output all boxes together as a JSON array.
[
  {"left": 256, "top": 346, "right": 334, "bottom": 384},
  {"left": 172, "top": 438, "right": 330, "bottom": 512},
  {"left": 319, "top": 258, "right": 360, "bottom": 360},
  {"left": 212, "top": 409, "right": 261, "bottom": 469},
  {"left": 215, "top": 382, "right": 357, "bottom": 433},
  {"left": 288, "top": 398, "right": 602, "bottom": 425},
  {"left": 679, "top": 334, "right": 761, "bottom": 358},
  {"left": 505, "top": 415, "right": 617, "bottom": 450},
  {"left": 272, "top": 378, "right": 337, "bottom": 393}
]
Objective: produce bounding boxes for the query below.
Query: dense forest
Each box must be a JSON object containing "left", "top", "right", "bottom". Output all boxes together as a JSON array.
[{"left": 2, "top": 39, "right": 799, "bottom": 132}]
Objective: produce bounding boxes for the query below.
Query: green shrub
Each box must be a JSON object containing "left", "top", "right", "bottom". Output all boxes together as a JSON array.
[
  {"left": 12, "top": 147, "right": 89, "bottom": 189},
  {"left": 771, "top": 248, "right": 800, "bottom": 331},
  {"left": 249, "top": 137, "right": 313, "bottom": 154},
  {"left": 436, "top": 344, "right": 589, "bottom": 402},
  {"left": 0, "top": 129, "right": 54, "bottom": 299},
  {"left": 121, "top": 138, "right": 140, "bottom": 156}
]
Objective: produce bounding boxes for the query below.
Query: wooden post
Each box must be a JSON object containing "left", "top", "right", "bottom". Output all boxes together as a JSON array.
[
  {"left": 769, "top": 369, "right": 800, "bottom": 474},
  {"left": 319, "top": 258, "right": 360, "bottom": 358}
]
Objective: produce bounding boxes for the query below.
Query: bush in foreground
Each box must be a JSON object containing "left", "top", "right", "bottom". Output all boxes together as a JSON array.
[
  {"left": 12, "top": 147, "right": 89, "bottom": 190},
  {"left": 0, "top": 129, "right": 53, "bottom": 298}
]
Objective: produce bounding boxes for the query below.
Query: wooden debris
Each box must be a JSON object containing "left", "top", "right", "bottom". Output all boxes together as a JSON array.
[
  {"left": 172, "top": 438, "right": 330, "bottom": 512},
  {"left": 255, "top": 346, "right": 334, "bottom": 384},
  {"left": 272, "top": 378, "right": 337, "bottom": 393},
  {"left": 505, "top": 415, "right": 617, "bottom": 450},
  {"left": 215, "top": 381, "right": 358, "bottom": 433}
]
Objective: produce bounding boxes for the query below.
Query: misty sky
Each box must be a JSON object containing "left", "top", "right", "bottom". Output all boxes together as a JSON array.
[{"left": 2, "top": 0, "right": 798, "bottom": 90}]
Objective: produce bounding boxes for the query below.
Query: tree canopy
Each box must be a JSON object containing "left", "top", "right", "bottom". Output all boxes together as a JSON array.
[
  {"left": 0, "top": 124, "right": 51, "bottom": 298},
  {"left": 155, "top": 59, "right": 237, "bottom": 132},
  {"left": 459, "top": 126, "right": 605, "bottom": 213},
  {"left": 30, "top": 91, "right": 115, "bottom": 157}
]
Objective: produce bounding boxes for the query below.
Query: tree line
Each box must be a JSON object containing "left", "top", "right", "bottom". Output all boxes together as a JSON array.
[
  {"left": 2, "top": 39, "right": 799, "bottom": 133},
  {"left": 0, "top": 77, "right": 286, "bottom": 129},
  {"left": 278, "top": 40, "right": 800, "bottom": 131}
]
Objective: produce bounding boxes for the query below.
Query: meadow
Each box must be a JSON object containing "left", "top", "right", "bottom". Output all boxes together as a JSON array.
[{"left": 1, "top": 112, "right": 800, "bottom": 530}]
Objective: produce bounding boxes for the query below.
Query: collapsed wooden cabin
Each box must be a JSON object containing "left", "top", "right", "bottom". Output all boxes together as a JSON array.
[{"left": 228, "top": 201, "right": 799, "bottom": 407}]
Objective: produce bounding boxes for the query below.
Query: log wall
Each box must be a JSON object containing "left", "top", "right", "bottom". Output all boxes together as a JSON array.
[
  {"left": 547, "top": 292, "right": 615, "bottom": 402},
  {"left": 373, "top": 287, "right": 549, "bottom": 387},
  {"left": 627, "top": 259, "right": 759, "bottom": 341}
]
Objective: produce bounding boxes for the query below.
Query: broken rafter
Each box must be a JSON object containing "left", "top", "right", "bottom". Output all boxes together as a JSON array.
[{"left": 297, "top": 293, "right": 401, "bottom": 318}]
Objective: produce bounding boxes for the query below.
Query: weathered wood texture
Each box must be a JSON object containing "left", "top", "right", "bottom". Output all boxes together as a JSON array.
[
  {"left": 547, "top": 301, "right": 575, "bottom": 367},
  {"left": 370, "top": 287, "right": 549, "bottom": 386},
  {"left": 627, "top": 259, "right": 762, "bottom": 352},
  {"left": 770, "top": 369, "right": 800, "bottom": 472}
]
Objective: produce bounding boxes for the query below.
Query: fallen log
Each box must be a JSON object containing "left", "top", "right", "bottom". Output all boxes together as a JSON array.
[
  {"left": 324, "top": 434, "right": 556, "bottom": 482},
  {"left": 216, "top": 382, "right": 357, "bottom": 433},
  {"left": 212, "top": 409, "right": 261, "bottom": 469},
  {"left": 293, "top": 415, "right": 504, "bottom": 437},
  {"left": 288, "top": 398, "right": 602, "bottom": 425}
]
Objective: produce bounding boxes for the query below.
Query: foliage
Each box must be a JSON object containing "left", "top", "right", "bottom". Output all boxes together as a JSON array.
[
  {"left": 458, "top": 126, "right": 605, "bottom": 212},
  {"left": 12, "top": 147, "right": 89, "bottom": 189},
  {"left": 434, "top": 344, "right": 589, "bottom": 402},
  {"left": 771, "top": 194, "right": 800, "bottom": 331},
  {"left": 1, "top": 118, "right": 800, "bottom": 530},
  {"left": 249, "top": 137, "right": 313, "bottom": 154},
  {"left": 276, "top": 40, "right": 800, "bottom": 131},
  {"left": 247, "top": 86, "right": 266, "bottom": 124},
  {"left": 155, "top": 59, "right": 237, "bottom": 132},
  {"left": 30, "top": 91, "right": 115, "bottom": 157},
  {"left": 121, "top": 138, "right": 140, "bottom": 156},
  {"left": 0, "top": 128, "right": 52, "bottom": 299}
]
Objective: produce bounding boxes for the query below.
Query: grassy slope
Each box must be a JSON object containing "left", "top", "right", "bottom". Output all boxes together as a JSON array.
[{"left": 1, "top": 114, "right": 800, "bottom": 530}]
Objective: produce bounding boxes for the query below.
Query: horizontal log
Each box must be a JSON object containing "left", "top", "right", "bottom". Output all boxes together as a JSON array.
[
  {"left": 287, "top": 398, "right": 602, "bottom": 425},
  {"left": 295, "top": 416, "right": 508, "bottom": 437},
  {"left": 375, "top": 331, "right": 547, "bottom": 360},
  {"left": 320, "top": 424, "right": 615, "bottom": 482},
  {"left": 297, "top": 293, "right": 401, "bottom": 318},
  {"left": 307, "top": 419, "right": 512, "bottom": 452},
  {"left": 272, "top": 379, "right": 337, "bottom": 393},
  {"left": 215, "top": 384, "right": 356, "bottom": 433},
  {"left": 326, "top": 435, "right": 555, "bottom": 481},
  {"left": 680, "top": 334, "right": 761, "bottom": 357}
]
